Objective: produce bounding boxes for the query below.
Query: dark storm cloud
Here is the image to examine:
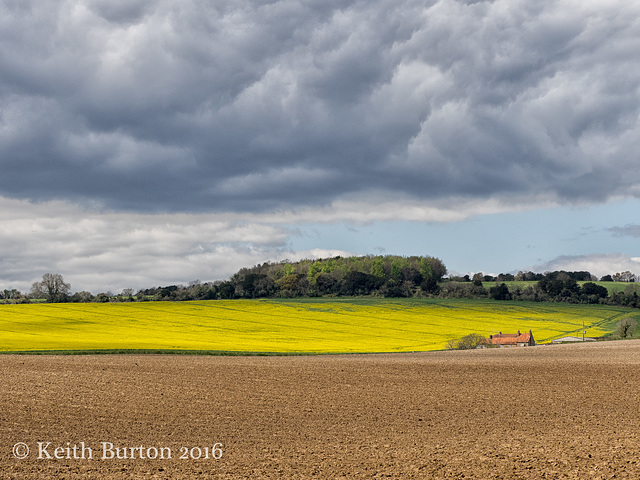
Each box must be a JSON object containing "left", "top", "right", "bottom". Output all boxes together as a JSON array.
[{"left": 2, "top": 0, "right": 640, "bottom": 213}]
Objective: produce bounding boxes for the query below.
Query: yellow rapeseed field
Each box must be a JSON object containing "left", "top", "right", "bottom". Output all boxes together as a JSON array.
[{"left": 0, "top": 298, "right": 637, "bottom": 353}]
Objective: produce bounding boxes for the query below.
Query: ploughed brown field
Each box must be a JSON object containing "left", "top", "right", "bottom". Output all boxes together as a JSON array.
[{"left": 3, "top": 341, "right": 640, "bottom": 479}]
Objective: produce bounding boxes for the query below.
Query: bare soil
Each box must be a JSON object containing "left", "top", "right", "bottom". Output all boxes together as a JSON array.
[{"left": 3, "top": 340, "right": 640, "bottom": 479}]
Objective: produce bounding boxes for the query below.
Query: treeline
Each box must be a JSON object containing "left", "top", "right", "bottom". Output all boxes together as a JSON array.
[
  {"left": 1, "top": 256, "right": 447, "bottom": 303},
  {"left": 441, "top": 270, "right": 640, "bottom": 308},
  {"left": 174, "top": 255, "right": 448, "bottom": 300},
  {"left": 449, "top": 270, "right": 596, "bottom": 283},
  {"left": 2, "top": 258, "right": 639, "bottom": 309}
]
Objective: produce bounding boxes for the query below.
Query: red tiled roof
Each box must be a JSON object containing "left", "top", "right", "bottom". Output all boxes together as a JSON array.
[{"left": 490, "top": 330, "right": 534, "bottom": 345}]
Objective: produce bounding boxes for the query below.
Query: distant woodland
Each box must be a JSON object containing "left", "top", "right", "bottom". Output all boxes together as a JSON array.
[{"left": 1, "top": 255, "right": 639, "bottom": 309}]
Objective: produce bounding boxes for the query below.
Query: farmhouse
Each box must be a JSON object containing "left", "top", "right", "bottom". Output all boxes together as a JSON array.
[{"left": 490, "top": 330, "right": 535, "bottom": 347}]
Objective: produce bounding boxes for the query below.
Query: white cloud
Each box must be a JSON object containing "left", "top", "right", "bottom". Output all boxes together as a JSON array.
[
  {"left": 242, "top": 193, "right": 562, "bottom": 224},
  {"left": 0, "top": 191, "right": 543, "bottom": 293},
  {"left": 0, "top": 197, "right": 357, "bottom": 293},
  {"left": 0, "top": 190, "right": 561, "bottom": 293},
  {"left": 532, "top": 253, "right": 640, "bottom": 279},
  {"left": 2, "top": 194, "right": 638, "bottom": 293}
]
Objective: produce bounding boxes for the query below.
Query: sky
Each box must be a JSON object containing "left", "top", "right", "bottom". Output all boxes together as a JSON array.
[{"left": 1, "top": 0, "right": 640, "bottom": 294}]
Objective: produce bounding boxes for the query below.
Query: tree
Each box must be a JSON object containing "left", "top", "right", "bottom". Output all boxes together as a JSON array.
[
  {"left": 447, "top": 333, "right": 488, "bottom": 350},
  {"left": 314, "top": 272, "right": 339, "bottom": 295},
  {"left": 537, "top": 276, "right": 579, "bottom": 300},
  {"left": 613, "top": 271, "right": 637, "bottom": 282},
  {"left": 217, "top": 281, "right": 235, "bottom": 299},
  {"left": 70, "top": 291, "right": 94, "bottom": 303},
  {"left": 614, "top": 317, "right": 637, "bottom": 339},
  {"left": 2, "top": 289, "right": 22, "bottom": 300},
  {"left": 489, "top": 283, "right": 511, "bottom": 300},
  {"left": 94, "top": 293, "right": 110, "bottom": 303},
  {"left": 341, "top": 271, "right": 382, "bottom": 296},
  {"left": 581, "top": 282, "right": 608, "bottom": 300},
  {"left": 420, "top": 276, "right": 440, "bottom": 294},
  {"left": 424, "top": 256, "right": 447, "bottom": 282},
  {"left": 31, "top": 273, "right": 71, "bottom": 303},
  {"left": 238, "top": 273, "right": 272, "bottom": 298}
]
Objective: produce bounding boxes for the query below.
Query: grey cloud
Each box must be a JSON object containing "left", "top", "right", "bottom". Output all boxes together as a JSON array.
[
  {"left": 2, "top": 0, "right": 640, "bottom": 213},
  {"left": 609, "top": 225, "right": 640, "bottom": 238},
  {"left": 89, "top": 0, "right": 153, "bottom": 25}
]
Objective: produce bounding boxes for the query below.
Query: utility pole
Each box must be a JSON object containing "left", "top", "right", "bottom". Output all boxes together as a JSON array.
[{"left": 582, "top": 319, "right": 585, "bottom": 342}]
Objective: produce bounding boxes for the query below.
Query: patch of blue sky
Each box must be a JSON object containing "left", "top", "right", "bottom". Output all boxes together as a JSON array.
[{"left": 286, "top": 198, "right": 640, "bottom": 276}]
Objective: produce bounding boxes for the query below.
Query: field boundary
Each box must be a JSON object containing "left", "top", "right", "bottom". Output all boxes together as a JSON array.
[{"left": 0, "top": 348, "right": 335, "bottom": 356}]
